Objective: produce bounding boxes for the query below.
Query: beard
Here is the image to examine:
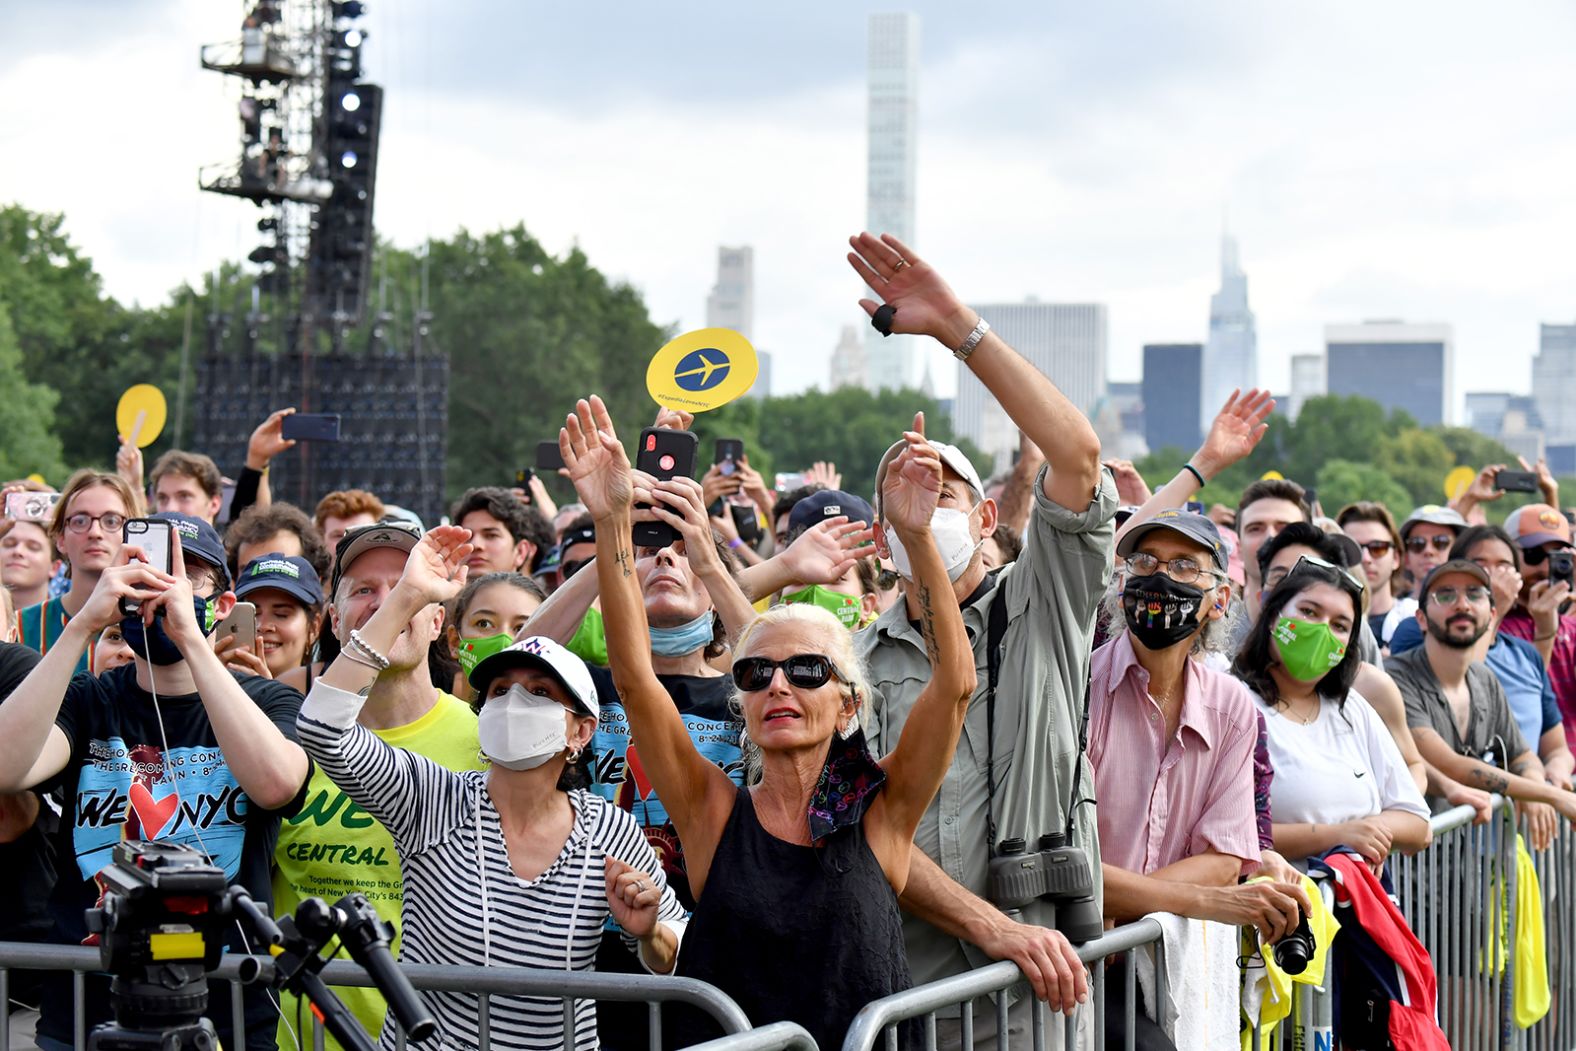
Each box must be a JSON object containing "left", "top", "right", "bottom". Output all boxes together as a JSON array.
[{"left": 1426, "top": 613, "right": 1487, "bottom": 650}]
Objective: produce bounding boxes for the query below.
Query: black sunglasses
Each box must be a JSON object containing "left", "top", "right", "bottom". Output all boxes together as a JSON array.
[
  {"left": 732, "top": 654, "right": 848, "bottom": 692},
  {"left": 1405, "top": 534, "right": 1454, "bottom": 553}
]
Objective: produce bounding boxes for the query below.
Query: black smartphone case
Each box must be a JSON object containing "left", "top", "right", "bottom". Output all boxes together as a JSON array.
[{"left": 633, "top": 428, "right": 699, "bottom": 548}]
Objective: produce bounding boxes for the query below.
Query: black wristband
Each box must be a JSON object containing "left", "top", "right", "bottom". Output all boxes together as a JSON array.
[
  {"left": 1182, "top": 463, "right": 1207, "bottom": 487},
  {"left": 871, "top": 304, "right": 897, "bottom": 337}
]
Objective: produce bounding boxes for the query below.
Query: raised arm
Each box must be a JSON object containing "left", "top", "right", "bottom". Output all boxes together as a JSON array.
[
  {"left": 519, "top": 551, "right": 602, "bottom": 644},
  {"left": 867, "top": 417, "right": 977, "bottom": 876},
  {"left": 562, "top": 397, "right": 736, "bottom": 857},
  {"left": 735, "top": 516, "right": 873, "bottom": 601},
  {"left": 638, "top": 474, "right": 757, "bottom": 645},
  {"left": 1116, "top": 389, "right": 1274, "bottom": 545},
  {"left": 848, "top": 232, "right": 1100, "bottom": 508}
]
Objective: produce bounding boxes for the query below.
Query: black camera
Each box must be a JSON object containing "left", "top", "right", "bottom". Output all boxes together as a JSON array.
[
  {"left": 986, "top": 833, "right": 1104, "bottom": 943},
  {"left": 1273, "top": 912, "right": 1316, "bottom": 975}
]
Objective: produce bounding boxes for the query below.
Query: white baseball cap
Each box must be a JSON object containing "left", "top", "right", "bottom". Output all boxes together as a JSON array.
[{"left": 468, "top": 636, "right": 599, "bottom": 719}]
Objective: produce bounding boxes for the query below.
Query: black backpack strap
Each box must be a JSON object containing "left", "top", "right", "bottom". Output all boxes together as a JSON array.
[{"left": 984, "top": 583, "right": 1010, "bottom": 851}]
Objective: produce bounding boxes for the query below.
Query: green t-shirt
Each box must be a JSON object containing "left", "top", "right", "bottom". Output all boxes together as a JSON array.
[
  {"left": 15, "top": 595, "right": 93, "bottom": 675},
  {"left": 273, "top": 691, "right": 485, "bottom": 1050}
]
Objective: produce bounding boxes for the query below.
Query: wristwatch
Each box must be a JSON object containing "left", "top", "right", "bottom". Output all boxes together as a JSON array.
[{"left": 953, "top": 316, "right": 990, "bottom": 361}]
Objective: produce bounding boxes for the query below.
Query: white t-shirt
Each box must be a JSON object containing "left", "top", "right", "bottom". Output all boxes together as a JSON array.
[{"left": 1255, "top": 688, "right": 1429, "bottom": 833}]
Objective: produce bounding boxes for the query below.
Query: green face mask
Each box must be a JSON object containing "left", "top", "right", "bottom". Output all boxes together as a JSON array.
[
  {"left": 1272, "top": 616, "right": 1347, "bottom": 682},
  {"left": 457, "top": 632, "right": 514, "bottom": 678},
  {"left": 783, "top": 585, "right": 863, "bottom": 630},
  {"left": 566, "top": 607, "right": 608, "bottom": 667}
]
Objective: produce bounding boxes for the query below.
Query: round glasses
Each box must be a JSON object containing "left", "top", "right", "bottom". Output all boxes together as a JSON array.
[
  {"left": 65, "top": 512, "right": 126, "bottom": 535},
  {"left": 1428, "top": 586, "right": 1491, "bottom": 607},
  {"left": 732, "top": 654, "right": 847, "bottom": 692},
  {"left": 1124, "top": 552, "right": 1216, "bottom": 586}
]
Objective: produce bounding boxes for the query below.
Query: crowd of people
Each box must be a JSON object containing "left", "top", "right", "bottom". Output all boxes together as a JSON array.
[{"left": 0, "top": 232, "right": 1569, "bottom": 1051}]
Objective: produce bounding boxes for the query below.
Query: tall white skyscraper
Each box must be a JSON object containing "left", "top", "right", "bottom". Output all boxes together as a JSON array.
[
  {"left": 829, "top": 325, "right": 867, "bottom": 390},
  {"left": 954, "top": 302, "right": 1107, "bottom": 471},
  {"left": 863, "top": 12, "right": 920, "bottom": 392},
  {"left": 705, "top": 246, "right": 754, "bottom": 339},
  {"left": 1286, "top": 353, "right": 1326, "bottom": 421},
  {"left": 1533, "top": 323, "right": 1576, "bottom": 443},
  {"left": 1200, "top": 234, "right": 1258, "bottom": 426}
]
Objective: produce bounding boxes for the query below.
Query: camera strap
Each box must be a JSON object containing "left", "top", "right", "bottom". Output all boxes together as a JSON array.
[{"left": 983, "top": 575, "right": 1093, "bottom": 854}]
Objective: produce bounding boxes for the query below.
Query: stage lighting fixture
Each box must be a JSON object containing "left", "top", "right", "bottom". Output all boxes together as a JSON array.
[
  {"left": 248, "top": 244, "right": 275, "bottom": 264},
  {"left": 341, "top": 91, "right": 361, "bottom": 112},
  {"left": 257, "top": 217, "right": 279, "bottom": 232},
  {"left": 331, "top": 1, "right": 366, "bottom": 18},
  {"left": 340, "top": 150, "right": 359, "bottom": 168}
]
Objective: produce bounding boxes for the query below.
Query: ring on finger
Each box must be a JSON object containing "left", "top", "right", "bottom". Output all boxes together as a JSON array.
[{"left": 892, "top": 258, "right": 909, "bottom": 271}]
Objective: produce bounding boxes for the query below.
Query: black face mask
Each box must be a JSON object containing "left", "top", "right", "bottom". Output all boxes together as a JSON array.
[{"left": 1122, "top": 574, "right": 1207, "bottom": 651}]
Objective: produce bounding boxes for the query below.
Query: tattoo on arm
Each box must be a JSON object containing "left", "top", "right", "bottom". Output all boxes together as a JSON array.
[
  {"left": 614, "top": 543, "right": 634, "bottom": 579},
  {"left": 1469, "top": 765, "right": 1510, "bottom": 793},
  {"left": 915, "top": 582, "right": 941, "bottom": 667}
]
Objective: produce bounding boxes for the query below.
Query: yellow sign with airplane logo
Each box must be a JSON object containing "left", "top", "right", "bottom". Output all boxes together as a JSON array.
[{"left": 646, "top": 328, "right": 758, "bottom": 413}]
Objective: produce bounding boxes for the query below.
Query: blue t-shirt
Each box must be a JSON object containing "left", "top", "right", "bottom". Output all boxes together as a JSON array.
[{"left": 1388, "top": 624, "right": 1557, "bottom": 750}]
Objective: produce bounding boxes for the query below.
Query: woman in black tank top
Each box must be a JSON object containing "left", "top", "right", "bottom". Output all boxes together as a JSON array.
[{"left": 564, "top": 399, "right": 977, "bottom": 1049}]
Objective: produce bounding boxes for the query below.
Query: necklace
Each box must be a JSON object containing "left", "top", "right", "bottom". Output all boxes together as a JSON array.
[{"left": 1283, "top": 697, "right": 1320, "bottom": 725}]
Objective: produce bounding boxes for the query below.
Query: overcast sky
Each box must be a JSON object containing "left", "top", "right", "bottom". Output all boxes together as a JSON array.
[{"left": 4, "top": 1, "right": 1576, "bottom": 416}]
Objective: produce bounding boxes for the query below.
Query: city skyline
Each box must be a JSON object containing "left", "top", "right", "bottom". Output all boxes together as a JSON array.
[{"left": 3, "top": 2, "right": 1575, "bottom": 409}]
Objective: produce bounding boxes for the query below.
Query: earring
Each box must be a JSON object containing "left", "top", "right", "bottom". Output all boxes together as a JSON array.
[{"left": 566, "top": 747, "right": 582, "bottom": 763}]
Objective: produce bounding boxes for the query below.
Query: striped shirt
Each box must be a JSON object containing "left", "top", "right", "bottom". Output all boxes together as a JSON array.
[
  {"left": 298, "top": 681, "right": 685, "bottom": 1051},
  {"left": 15, "top": 595, "right": 93, "bottom": 675}
]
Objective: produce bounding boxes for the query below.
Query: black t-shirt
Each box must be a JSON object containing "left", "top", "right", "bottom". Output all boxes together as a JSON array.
[
  {"left": 0, "top": 644, "right": 56, "bottom": 956},
  {"left": 37, "top": 664, "right": 307, "bottom": 1051}
]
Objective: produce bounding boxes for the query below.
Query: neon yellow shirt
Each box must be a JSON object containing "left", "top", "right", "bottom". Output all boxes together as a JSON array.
[{"left": 273, "top": 691, "right": 484, "bottom": 1051}]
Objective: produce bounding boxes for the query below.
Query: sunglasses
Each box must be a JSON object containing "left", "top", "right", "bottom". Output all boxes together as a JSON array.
[
  {"left": 875, "top": 568, "right": 900, "bottom": 591},
  {"left": 731, "top": 653, "right": 848, "bottom": 692},
  {"left": 1519, "top": 545, "right": 1572, "bottom": 566},
  {"left": 1405, "top": 534, "right": 1454, "bottom": 553},
  {"left": 1279, "top": 553, "right": 1366, "bottom": 601},
  {"left": 1358, "top": 540, "right": 1394, "bottom": 558}
]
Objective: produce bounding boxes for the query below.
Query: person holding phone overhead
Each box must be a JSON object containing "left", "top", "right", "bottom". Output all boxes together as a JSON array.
[
  {"left": 563, "top": 395, "right": 977, "bottom": 1050},
  {"left": 0, "top": 511, "right": 309, "bottom": 1051}
]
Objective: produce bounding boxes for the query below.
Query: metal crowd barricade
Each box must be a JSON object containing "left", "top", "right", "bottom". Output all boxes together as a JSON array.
[
  {"left": 680, "top": 1021, "right": 821, "bottom": 1051},
  {"left": 1516, "top": 808, "right": 1576, "bottom": 1051},
  {"left": 0, "top": 943, "right": 752, "bottom": 1051},
  {"left": 840, "top": 917, "right": 1165, "bottom": 1051}
]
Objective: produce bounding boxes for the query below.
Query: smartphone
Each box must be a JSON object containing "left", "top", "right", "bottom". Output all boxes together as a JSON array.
[
  {"left": 214, "top": 602, "right": 258, "bottom": 651},
  {"left": 514, "top": 467, "right": 534, "bottom": 488},
  {"left": 1549, "top": 550, "right": 1575, "bottom": 589},
  {"left": 5, "top": 491, "right": 61, "bottom": 523},
  {"left": 775, "top": 472, "right": 806, "bottom": 492},
  {"left": 715, "top": 438, "right": 744, "bottom": 477},
  {"left": 633, "top": 427, "right": 699, "bottom": 549},
  {"left": 536, "top": 441, "right": 566, "bottom": 471},
  {"left": 280, "top": 413, "right": 342, "bottom": 442},
  {"left": 1184, "top": 500, "right": 1205, "bottom": 515},
  {"left": 120, "top": 518, "right": 174, "bottom": 617},
  {"left": 1494, "top": 470, "right": 1540, "bottom": 494}
]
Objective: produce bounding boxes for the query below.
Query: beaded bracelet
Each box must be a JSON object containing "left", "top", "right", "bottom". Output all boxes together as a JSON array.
[{"left": 347, "top": 629, "right": 391, "bottom": 670}]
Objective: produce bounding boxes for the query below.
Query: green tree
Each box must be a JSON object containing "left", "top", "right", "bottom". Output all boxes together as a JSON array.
[
  {"left": 0, "top": 309, "right": 66, "bottom": 482},
  {"left": 1314, "top": 459, "right": 1413, "bottom": 518}
]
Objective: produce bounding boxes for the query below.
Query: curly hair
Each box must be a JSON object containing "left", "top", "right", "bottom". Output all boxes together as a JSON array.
[
  {"left": 313, "top": 489, "right": 385, "bottom": 532},
  {"left": 224, "top": 502, "right": 331, "bottom": 580},
  {"left": 450, "top": 487, "right": 555, "bottom": 571}
]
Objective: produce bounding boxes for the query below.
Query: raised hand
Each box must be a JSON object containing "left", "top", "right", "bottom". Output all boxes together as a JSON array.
[
  {"left": 881, "top": 413, "right": 943, "bottom": 535},
  {"left": 80, "top": 548, "right": 173, "bottom": 633},
  {"left": 777, "top": 516, "right": 874, "bottom": 587},
  {"left": 1103, "top": 459, "right": 1151, "bottom": 505},
  {"left": 561, "top": 396, "right": 634, "bottom": 521},
  {"left": 847, "top": 232, "right": 970, "bottom": 344},
  {"left": 247, "top": 407, "right": 298, "bottom": 471},
  {"left": 652, "top": 406, "right": 694, "bottom": 432},
  {"left": 1463, "top": 464, "right": 1508, "bottom": 507},
  {"left": 638, "top": 477, "right": 721, "bottom": 568},
  {"left": 395, "top": 524, "right": 474, "bottom": 606},
  {"left": 115, "top": 439, "right": 145, "bottom": 501},
  {"left": 214, "top": 632, "right": 272, "bottom": 679},
  {"left": 803, "top": 460, "right": 842, "bottom": 491},
  {"left": 1194, "top": 388, "right": 1275, "bottom": 479}
]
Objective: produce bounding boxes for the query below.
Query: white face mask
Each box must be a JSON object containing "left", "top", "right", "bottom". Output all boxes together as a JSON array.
[
  {"left": 477, "top": 684, "right": 572, "bottom": 771},
  {"left": 886, "top": 506, "right": 982, "bottom": 583}
]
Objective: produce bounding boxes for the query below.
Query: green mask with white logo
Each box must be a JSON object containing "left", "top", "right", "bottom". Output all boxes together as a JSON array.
[
  {"left": 1272, "top": 616, "right": 1347, "bottom": 682},
  {"left": 782, "top": 585, "right": 863, "bottom": 630},
  {"left": 457, "top": 632, "right": 514, "bottom": 678}
]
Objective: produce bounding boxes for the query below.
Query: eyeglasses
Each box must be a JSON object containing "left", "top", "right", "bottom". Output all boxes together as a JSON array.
[
  {"left": 65, "top": 512, "right": 126, "bottom": 535},
  {"left": 1428, "top": 586, "right": 1491, "bottom": 607},
  {"left": 1124, "top": 552, "right": 1217, "bottom": 586},
  {"left": 1405, "top": 534, "right": 1455, "bottom": 553},
  {"left": 1519, "top": 545, "right": 1571, "bottom": 566},
  {"left": 1358, "top": 540, "right": 1394, "bottom": 558},
  {"left": 731, "top": 653, "right": 849, "bottom": 692},
  {"left": 875, "top": 568, "right": 900, "bottom": 591}
]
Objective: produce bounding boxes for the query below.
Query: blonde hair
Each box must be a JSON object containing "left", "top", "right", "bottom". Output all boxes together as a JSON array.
[
  {"left": 50, "top": 470, "right": 142, "bottom": 540},
  {"left": 730, "top": 603, "right": 872, "bottom": 782}
]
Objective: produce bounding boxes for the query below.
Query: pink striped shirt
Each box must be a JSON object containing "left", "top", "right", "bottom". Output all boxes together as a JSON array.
[{"left": 1088, "top": 633, "right": 1262, "bottom": 876}]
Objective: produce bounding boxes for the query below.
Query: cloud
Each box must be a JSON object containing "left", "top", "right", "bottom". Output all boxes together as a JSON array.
[{"left": 2, "top": 0, "right": 1575, "bottom": 421}]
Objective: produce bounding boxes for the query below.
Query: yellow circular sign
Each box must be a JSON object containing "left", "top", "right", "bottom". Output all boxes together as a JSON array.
[
  {"left": 645, "top": 328, "right": 758, "bottom": 413},
  {"left": 115, "top": 385, "right": 168, "bottom": 448},
  {"left": 25, "top": 474, "right": 44, "bottom": 486},
  {"left": 1260, "top": 470, "right": 1284, "bottom": 481},
  {"left": 1443, "top": 466, "right": 1476, "bottom": 501}
]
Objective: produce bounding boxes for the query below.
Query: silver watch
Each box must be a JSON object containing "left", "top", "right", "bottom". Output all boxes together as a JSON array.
[{"left": 953, "top": 317, "right": 990, "bottom": 361}]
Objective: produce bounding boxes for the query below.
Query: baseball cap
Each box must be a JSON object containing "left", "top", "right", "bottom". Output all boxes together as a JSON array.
[
  {"left": 469, "top": 636, "right": 599, "bottom": 719},
  {"left": 1419, "top": 558, "right": 1492, "bottom": 601},
  {"left": 331, "top": 520, "right": 422, "bottom": 597},
  {"left": 873, "top": 439, "right": 986, "bottom": 515},
  {"left": 1116, "top": 509, "right": 1229, "bottom": 573},
  {"left": 235, "top": 554, "right": 325, "bottom": 608},
  {"left": 1400, "top": 504, "right": 1467, "bottom": 539},
  {"left": 1504, "top": 503, "right": 1573, "bottom": 549},
  {"left": 150, "top": 512, "right": 230, "bottom": 590},
  {"left": 788, "top": 489, "right": 876, "bottom": 539}
]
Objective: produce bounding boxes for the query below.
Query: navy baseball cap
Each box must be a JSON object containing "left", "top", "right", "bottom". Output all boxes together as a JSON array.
[
  {"left": 1116, "top": 509, "right": 1229, "bottom": 573},
  {"left": 788, "top": 489, "right": 876, "bottom": 541},
  {"left": 235, "top": 554, "right": 325, "bottom": 608},
  {"left": 151, "top": 512, "right": 231, "bottom": 589}
]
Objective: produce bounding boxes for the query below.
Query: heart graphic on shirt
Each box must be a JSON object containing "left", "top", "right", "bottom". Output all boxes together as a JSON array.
[
  {"left": 625, "top": 744, "right": 654, "bottom": 801},
  {"left": 129, "top": 782, "right": 180, "bottom": 839}
]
